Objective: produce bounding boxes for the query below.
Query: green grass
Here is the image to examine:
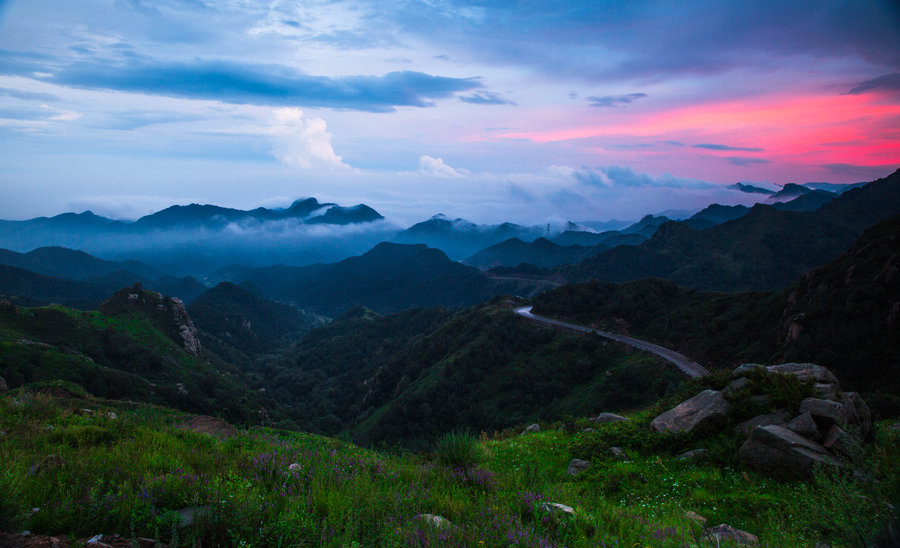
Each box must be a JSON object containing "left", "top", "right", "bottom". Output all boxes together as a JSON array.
[{"left": 1, "top": 391, "right": 897, "bottom": 546}]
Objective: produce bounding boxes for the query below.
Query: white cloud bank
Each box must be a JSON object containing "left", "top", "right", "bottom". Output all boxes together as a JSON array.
[{"left": 268, "top": 108, "right": 349, "bottom": 169}]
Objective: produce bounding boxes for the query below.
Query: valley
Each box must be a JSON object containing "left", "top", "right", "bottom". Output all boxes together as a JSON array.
[{"left": 1, "top": 170, "right": 899, "bottom": 546}]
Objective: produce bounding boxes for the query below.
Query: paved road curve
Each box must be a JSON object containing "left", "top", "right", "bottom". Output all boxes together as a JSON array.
[{"left": 515, "top": 306, "right": 709, "bottom": 378}]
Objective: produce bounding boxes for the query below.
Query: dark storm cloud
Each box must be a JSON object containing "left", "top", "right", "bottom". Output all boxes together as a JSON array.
[
  {"left": 459, "top": 90, "right": 515, "bottom": 105},
  {"left": 587, "top": 93, "right": 646, "bottom": 108},
  {"left": 24, "top": 58, "right": 480, "bottom": 112},
  {"left": 694, "top": 143, "right": 764, "bottom": 152}
]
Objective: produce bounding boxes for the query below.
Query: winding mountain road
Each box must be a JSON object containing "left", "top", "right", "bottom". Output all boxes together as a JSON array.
[{"left": 515, "top": 306, "right": 709, "bottom": 378}]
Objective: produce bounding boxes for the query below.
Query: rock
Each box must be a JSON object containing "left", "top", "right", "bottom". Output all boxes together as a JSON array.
[
  {"left": 651, "top": 390, "right": 730, "bottom": 434},
  {"left": 541, "top": 502, "right": 574, "bottom": 514},
  {"left": 800, "top": 393, "right": 872, "bottom": 442},
  {"left": 595, "top": 412, "right": 628, "bottom": 423},
  {"left": 737, "top": 425, "right": 842, "bottom": 478},
  {"left": 609, "top": 447, "right": 627, "bottom": 460},
  {"left": 732, "top": 363, "right": 766, "bottom": 378},
  {"left": 567, "top": 458, "right": 591, "bottom": 476},
  {"left": 838, "top": 392, "right": 872, "bottom": 441},
  {"left": 581, "top": 427, "right": 597, "bottom": 433},
  {"left": 786, "top": 411, "right": 821, "bottom": 440},
  {"left": 723, "top": 377, "right": 751, "bottom": 397},
  {"left": 747, "top": 394, "right": 772, "bottom": 407},
  {"left": 823, "top": 426, "right": 860, "bottom": 461},
  {"left": 175, "top": 383, "right": 188, "bottom": 396},
  {"left": 735, "top": 410, "right": 792, "bottom": 436},
  {"left": 415, "top": 513, "right": 452, "bottom": 529},
  {"left": 677, "top": 448, "right": 709, "bottom": 461},
  {"left": 814, "top": 383, "right": 839, "bottom": 400},
  {"left": 106, "top": 411, "right": 117, "bottom": 420},
  {"left": 521, "top": 423, "right": 540, "bottom": 435},
  {"left": 705, "top": 524, "right": 759, "bottom": 545},
  {"left": 684, "top": 510, "right": 707, "bottom": 525},
  {"left": 766, "top": 363, "right": 838, "bottom": 386},
  {"left": 799, "top": 398, "right": 843, "bottom": 426},
  {"left": 0, "top": 376, "right": 7, "bottom": 392}
]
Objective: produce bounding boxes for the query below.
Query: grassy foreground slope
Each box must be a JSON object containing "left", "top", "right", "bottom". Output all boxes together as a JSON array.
[{"left": 1, "top": 386, "right": 897, "bottom": 547}]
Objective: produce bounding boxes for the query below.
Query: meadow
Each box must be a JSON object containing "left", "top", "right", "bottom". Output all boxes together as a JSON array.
[{"left": 2, "top": 385, "right": 897, "bottom": 547}]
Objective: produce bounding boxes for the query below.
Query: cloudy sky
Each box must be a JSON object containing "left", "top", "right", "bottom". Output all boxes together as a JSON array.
[{"left": 1, "top": 0, "right": 899, "bottom": 224}]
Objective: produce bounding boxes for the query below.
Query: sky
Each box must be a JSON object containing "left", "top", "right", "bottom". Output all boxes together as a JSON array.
[{"left": 1, "top": 0, "right": 899, "bottom": 225}]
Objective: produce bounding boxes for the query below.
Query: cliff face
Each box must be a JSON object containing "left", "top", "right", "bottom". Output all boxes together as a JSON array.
[{"left": 99, "top": 283, "right": 201, "bottom": 355}]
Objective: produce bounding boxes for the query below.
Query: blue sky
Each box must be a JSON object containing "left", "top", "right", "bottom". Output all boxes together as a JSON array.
[{"left": 1, "top": 0, "right": 898, "bottom": 224}]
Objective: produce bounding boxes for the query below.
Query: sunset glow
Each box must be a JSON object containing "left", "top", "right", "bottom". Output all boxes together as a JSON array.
[{"left": 0, "top": 1, "right": 898, "bottom": 223}]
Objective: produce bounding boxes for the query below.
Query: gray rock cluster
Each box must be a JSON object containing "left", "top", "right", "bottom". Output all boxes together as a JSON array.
[{"left": 650, "top": 362, "right": 871, "bottom": 478}]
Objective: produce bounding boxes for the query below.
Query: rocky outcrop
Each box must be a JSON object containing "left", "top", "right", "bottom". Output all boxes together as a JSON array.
[
  {"left": 737, "top": 425, "right": 842, "bottom": 478},
  {"left": 651, "top": 390, "right": 730, "bottom": 434},
  {"left": 164, "top": 296, "right": 201, "bottom": 355},
  {"left": 653, "top": 362, "right": 872, "bottom": 478},
  {"left": 521, "top": 423, "right": 540, "bottom": 435},
  {"left": 99, "top": 284, "right": 201, "bottom": 355}
]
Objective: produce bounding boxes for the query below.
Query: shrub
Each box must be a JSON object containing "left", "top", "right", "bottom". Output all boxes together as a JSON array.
[{"left": 434, "top": 429, "right": 483, "bottom": 468}]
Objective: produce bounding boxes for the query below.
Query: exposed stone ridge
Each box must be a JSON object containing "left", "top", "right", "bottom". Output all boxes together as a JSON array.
[
  {"left": 650, "top": 362, "right": 872, "bottom": 478},
  {"left": 99, "top": 283, "right": 201, "bottom": 355}
]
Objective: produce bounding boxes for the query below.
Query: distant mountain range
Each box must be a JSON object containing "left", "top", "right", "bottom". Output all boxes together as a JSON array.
[
  {"left": 555, "top": 169, "right": 900, "bottom": 291},
  {"left": 533, "top": 211, "right": 900, "bottom": 397}
]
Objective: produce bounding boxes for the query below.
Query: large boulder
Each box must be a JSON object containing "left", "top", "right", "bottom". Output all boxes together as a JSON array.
[
  {"left": 651, "top": 390, "right": 730, "bottom": 434},
  {"left": 737, "top": 425, "right": 842, "bottom": 478}
]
